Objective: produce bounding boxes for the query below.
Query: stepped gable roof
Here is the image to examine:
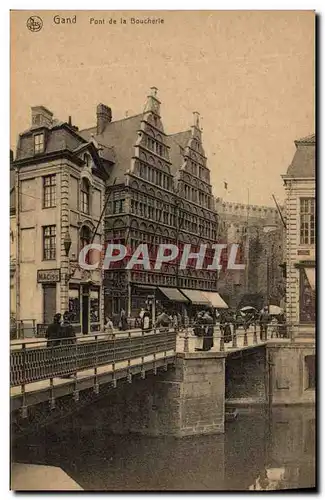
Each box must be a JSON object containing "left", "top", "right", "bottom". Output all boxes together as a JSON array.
[
  {"left": 80, "top": 114, "right": 142, "bottom": 184},
  {"left": 286, "top": 133, "right": 315, "bottom": 178},
  {"left": 167, "top": 130, "right": 191, "bottom": 175}
]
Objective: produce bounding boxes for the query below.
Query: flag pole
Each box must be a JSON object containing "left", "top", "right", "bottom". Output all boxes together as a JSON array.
[{"left": 245, "top": 188, "right": 250, "bottom": 293}]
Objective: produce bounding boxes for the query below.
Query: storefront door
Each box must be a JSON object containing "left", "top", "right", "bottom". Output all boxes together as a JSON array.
[
  {"left": 43, "top": 284, "right": 56, "bottom": 324},
  {"left": 82, "top": 291, "right": 89, "bottom": 334}
]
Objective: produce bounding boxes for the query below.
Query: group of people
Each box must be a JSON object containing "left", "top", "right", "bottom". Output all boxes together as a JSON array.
[
  {"left": 193, "top": 309, "right": 215, "bottom": 351},
  {"left": 46, "top": 312, "right": 75, "bottom": 347}
]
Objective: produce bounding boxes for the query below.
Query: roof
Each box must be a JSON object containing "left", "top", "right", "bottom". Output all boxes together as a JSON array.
[
  {"left": 167, "top": 130, "right": 191, "bottom": 175},
  {"left": 294, "top": 133, "right": 315, "bottom": 145},
  {"left": 80, "top": 114, "right": 142, "bottom": 184},
  {"left": 286, "top": 133, "right": 315, "bottom": 177},
  {"left": 80, "top": 116, "right": 193, "bottom": 183}
]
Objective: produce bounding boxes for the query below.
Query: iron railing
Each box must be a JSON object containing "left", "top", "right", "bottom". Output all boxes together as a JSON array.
[{"left": 10, "top": 329, "right": 177, "bottom": 387}]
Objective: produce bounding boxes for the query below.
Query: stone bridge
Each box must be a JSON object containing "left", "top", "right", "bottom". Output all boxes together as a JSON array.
[{"left": 10, "top": 326, "right": 315, "bottom": 439}]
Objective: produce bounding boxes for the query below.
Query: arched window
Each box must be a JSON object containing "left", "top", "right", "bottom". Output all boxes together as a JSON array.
[
  {"left": 84, "top": 153, "right": 90, "bottom": 167},
  {"left": 81, "top": 178, "right": 90, "bottom": 214}
]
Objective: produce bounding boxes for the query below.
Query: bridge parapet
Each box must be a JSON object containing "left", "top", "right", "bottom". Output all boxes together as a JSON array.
[{"left": 10, "top": 329, "right": 177, "bottom": 417}]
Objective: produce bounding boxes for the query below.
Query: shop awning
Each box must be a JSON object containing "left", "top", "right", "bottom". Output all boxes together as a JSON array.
[
  {"left": 305, "top": 268, "right": 316, "bottom": 291},
  {"left": 180, "top": 289, "right": 211, "bottom": 306},
  {"left": 158, "top": 287, "right": 189, "bottom": 303},
  {"left": 202, "top": 292, "right": 228, "bottom": 309}
]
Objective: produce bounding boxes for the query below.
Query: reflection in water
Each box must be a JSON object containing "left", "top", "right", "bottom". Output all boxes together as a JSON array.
[{"left": 12, "top": 405, "right": 315, "bottom": 491}]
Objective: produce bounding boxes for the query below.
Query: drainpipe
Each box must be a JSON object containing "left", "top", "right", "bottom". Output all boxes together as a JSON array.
[{"left": 15, "top": 166, "right": 21, "bottom": 330}]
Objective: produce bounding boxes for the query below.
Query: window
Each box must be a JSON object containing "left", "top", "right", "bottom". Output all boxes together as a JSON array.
[
  {"left": 81, "top": 178, "right": 90, "bottom": 214},
  {"left": 43, "top": 225, "right": 56, "bottom": 260},
  {"left": 90, "top": 288, "right": 100, "bottom": 323},
  {"left": 299, "top": 268, "right": 315, "bottom": 323},
  {"left": 43, "top": 175, "right": 56, "bottom": 208},
  {"left": 80, "top": 226, "right": 92, "bottom": 264},
  {"left": 305, "top": 355, "right": 315, "bottom": 389},
  {"left": 69, "top": 287, "right": 80, "bottom": 324},
  {"left": 300, "top": 198, "right": 315, "bottom": 245},
  {"left": 113, "top": 199, "right": 125, "bottom": 214},
  {"left": 34, "top": 133, "right": 44, "bottom": 154},
  {"left": 84, "top": 154, "right": 91, "bottom": 167}
]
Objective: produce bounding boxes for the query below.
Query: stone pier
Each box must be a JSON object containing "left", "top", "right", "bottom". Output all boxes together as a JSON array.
[{"left": 100, "top": 352, "right": 226, "bottom": 437}]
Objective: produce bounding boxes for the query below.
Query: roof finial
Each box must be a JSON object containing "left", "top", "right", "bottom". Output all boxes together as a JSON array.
[
  {"left": 150, "top": 86, "right": 158, "bottom": 98},
  {"left": 193, "top": 111, "right": 200, "bottom": 128}
]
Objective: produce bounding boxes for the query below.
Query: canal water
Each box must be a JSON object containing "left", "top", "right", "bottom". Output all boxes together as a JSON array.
[{"left": 12, "top": 405, "right": 315, "bottom": 491}]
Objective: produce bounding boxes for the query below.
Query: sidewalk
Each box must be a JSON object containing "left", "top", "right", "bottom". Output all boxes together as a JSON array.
[{"left": 10, "top": 328, "right": 174, "bottom": 350}]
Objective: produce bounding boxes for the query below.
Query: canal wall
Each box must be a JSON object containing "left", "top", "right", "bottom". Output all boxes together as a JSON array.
[
  {"left": 225, "top": 347, "right": 267, "bottom": 406},
  {"left": 268, "top": 342, "right": 315, "bottom": 405}
]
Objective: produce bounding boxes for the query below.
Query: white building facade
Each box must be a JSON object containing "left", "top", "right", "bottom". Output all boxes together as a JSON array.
[
  {"left": 282, "top": 134, "right": 315, "bottom": 334},
  {"left": 12, "top": 106, "right": 109, "bottom": 337}
]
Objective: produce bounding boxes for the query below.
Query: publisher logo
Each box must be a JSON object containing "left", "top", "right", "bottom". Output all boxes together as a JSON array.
[{"left": 26, "top": 16, "right": 43, "bottom": 32}]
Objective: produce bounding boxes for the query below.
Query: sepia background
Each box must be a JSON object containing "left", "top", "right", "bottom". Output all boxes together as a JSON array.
[{"left": 10, "top": 9, "right": 314, "bottom": 205}]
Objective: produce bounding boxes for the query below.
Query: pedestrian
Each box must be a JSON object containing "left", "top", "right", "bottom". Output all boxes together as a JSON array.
[
  {"left": 61, "top": 311, "right": 76, "bottom": 345},
  {"left": 155, "top": 309, "right": 170, "bottom": 331},
  {"left": 278, "top": 313, "right": 287, "bottom": 338},
  {"left": 59, "top": 311, "right": 76, "bottom": 378},
  {"left": 177, "top": 312, "right": 183, "bottom": 330},
  {"left": 202, "top": 309, "right": 214, "bottom": 351},
  {"left": 119, "top": 308, "right": 128, "bottom": 331},
  {"left": 104, "top": 316, "right": 114, "bottom": 340},
  {"left": 193, "top": 311, "right": 204, "bottom": 337},
  {"left": 220, "top": 312, "right": 232, "bottom": 344},
  {"left": 172, "top": 312, "right": 178, "bottom": 330},
  {"left": 46, "top": 313, "right": 61, "bottom": 348},
  {"left": 259, "top": 307, "right": 270, "bottom": 341},
  {"left": 141, "top": 309, "right": 151, "bottom": 333}
]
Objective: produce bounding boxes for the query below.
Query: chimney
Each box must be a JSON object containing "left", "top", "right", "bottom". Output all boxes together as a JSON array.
[
  {"left": 96, "top": 104, "right": 112, "bottom": 134},
  {"left": 31, "top": 106, "right": 53, "bottom": 128}
]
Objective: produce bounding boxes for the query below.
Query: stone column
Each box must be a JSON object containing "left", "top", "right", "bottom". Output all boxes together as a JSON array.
[{"left": 60, "top": 168, "right": 70, "bottom": 314}]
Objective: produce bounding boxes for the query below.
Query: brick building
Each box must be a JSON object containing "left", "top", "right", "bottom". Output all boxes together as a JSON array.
[{"left": 80, "top": 88, "right": 224, "bottom": 322}]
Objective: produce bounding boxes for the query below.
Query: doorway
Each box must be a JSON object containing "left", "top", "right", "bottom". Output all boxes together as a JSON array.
[
  {"left": 82, "top": 291, "right": 89, "bottom": 334},
  {"left": 43, "top": 284, "right": 56, "bottom": 324}
]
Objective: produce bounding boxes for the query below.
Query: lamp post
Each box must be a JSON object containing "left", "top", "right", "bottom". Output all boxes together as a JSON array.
[{"left": 262, "top": 225, "right": 278, "bottom": 313}]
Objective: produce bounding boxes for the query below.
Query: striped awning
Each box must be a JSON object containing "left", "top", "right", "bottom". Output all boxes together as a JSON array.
[
  {"left": 180, "top": 289, "right": 211, "bottom": 306},
  {"left": 202, "top": 292, "right": 228, "bottom": 309},
  {"left": 158, "top": 287, "right": 189, "bottom": 302}
]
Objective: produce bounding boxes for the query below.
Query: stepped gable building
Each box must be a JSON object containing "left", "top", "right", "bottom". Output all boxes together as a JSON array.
[
  {"left": 215, "top": 198, "right": 285, "bottom": 310},
  {"left": 282, "top": 133, "right": 315, "bottom": 334},
  {"left": 80, "top": 88, "right": 221, "bottom": 321},
  {"left": 11, "top": 106, "right": 110, "bottom": 336}
]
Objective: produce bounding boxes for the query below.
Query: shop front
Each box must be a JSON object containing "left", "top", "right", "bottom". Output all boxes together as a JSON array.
[{"left": 69, "top": 284, "right": 101, "bottom": 334}]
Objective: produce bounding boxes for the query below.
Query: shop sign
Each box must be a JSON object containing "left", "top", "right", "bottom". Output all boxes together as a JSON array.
[{"left": 37, "top": 269, "right": 61, "bottom": 283}]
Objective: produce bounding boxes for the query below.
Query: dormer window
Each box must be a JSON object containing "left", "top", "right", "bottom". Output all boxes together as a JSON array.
[
  {"left": 84, "top": 153, "right": 91, "bottom": 167},
  {"left": 34, "top": 133, "right": 44, "bottom": 154}
]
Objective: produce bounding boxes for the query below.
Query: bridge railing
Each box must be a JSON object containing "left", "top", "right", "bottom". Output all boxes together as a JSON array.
[
  {"left": 10, "top": 328, "right": 176, "bottom": 387},
  {"left": 178, "top": 321, "right": 315, "bottom": 353}
]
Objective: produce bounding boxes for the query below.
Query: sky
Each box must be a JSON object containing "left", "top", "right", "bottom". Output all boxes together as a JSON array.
[{"left": 10, "top": 10, "right": 315, "bottom": 206}]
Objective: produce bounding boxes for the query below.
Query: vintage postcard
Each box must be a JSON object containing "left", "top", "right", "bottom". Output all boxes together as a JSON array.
[{"left": 10, "top": 10, "right": 315, "bottom": 491}]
